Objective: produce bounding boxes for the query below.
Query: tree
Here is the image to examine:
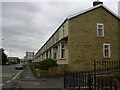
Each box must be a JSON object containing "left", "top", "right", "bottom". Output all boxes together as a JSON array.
[{"left": 0, "top": 48, "right": 8, "bottom": 65}]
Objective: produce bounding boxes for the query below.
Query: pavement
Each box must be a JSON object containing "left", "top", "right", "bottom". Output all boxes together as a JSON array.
[
  {"left": 18, "top": 64, "right": 37, "bottom": 81},
  {"left": 17, "top": 64, "right": 64, "bottom": 89}
]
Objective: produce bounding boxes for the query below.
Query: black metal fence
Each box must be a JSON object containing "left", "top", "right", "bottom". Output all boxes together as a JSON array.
[
  {"left": 94, "top": 60, "right": 120, "bottom": 75},
  {"left": 64, "top": 71, "right": 94, "bottom": 90},
  {"left": 64, "top": 60, "right": 120, "bottom": 90}
]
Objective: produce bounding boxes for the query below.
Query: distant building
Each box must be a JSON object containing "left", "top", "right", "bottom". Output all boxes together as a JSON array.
[
  {"left": 8, "top": 57, "right": 20, "bottom": 64},
  {"left": 26, "top": 52, "right": 34, "bottom": 62}
]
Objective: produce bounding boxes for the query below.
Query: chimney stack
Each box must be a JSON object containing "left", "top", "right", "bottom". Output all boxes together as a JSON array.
[{"left": 93, "top": 1, "right": 103, "bottom": 6}]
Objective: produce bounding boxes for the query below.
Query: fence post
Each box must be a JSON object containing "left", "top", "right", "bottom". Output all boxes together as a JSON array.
[
  {"left": 98, "top": 78, "right": 100, "bottom": 90},
  {"left": 73, "top": 71, "right": 75, "bottom": 88},
  {"left": 64, "top": 70, "right": 66, "bottom": 88},
  {"left": 69, "top": 71, "right": 71, "bottom": 90},
  {"left": 94, "top": 59, "right": 96, "bottom": 90},
  {"left": 101, "top": 78, "right": 104, "bottom": 90},
  {"left": 114, "top": 81, "right": 117, "bottom": 90},
  {"left": 118, "top": 61, "right": 120, "bottom": 72},
  {"left": 75, "top": 71, "right": 78, "bottom": 87},
  {"left": 109, "top": 79, "right": 113, "bottom": 90},
  {"left": 79, "top": 71, "right": 81, "bottom": 90},
  {"left": 88, "top": 73, "right": 92, "bottom": 90}
]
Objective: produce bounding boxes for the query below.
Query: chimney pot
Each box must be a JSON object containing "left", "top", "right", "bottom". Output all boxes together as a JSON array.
[{"left": 93, "top": 1, "right": 103, "bottom": 6}]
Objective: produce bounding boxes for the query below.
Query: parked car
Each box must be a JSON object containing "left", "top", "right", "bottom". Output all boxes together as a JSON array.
[
  {"left": 25, "top": 62, "right": 27, "bottom": 65},
  {"left": 15, "top": 64, "right": 24, "bottom": 70},
  {"left": 21, "top": 62, "right": 27, "bottom": 67}
]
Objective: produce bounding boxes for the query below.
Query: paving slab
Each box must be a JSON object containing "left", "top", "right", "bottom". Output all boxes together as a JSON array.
[{"left": 18, "top": 64, "right": 64, "bottom": 88}]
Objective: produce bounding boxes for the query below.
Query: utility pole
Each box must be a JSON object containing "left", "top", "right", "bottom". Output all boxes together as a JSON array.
[{"left": 10, "top": 49, "right": 11, "bottom": 57}]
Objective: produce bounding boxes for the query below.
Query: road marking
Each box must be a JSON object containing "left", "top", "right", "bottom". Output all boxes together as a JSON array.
[
  {"left": 6, "top": 80, "right": 10, "bottom": 83},
  {"left": 12, "top": 70, "right": 23, "bottom": 80},
  {"left": 1, "top": 73, "right": 15, "bottom": 77},
  {"left": 25, "top": 76, "right": 31, "bottom": 78},
  {"left": 0, "top": 84, "right": 4, "bottom": 87}
]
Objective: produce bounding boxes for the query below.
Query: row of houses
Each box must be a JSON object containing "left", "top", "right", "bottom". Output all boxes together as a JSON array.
[{"left": 34, "top": 1, "right": 120, "bottom": 71}]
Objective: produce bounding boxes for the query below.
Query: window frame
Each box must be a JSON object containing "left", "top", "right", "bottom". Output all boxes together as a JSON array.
[
  {"left": 97, "top": 23, "right": 104, "bottom": 38},
  {"left": 53, "top": 47, "right": 57, "bottom": 59},
  {"left": 103, "top": 43, "right": 111, "bottom": 59},
  {"left": 60, "top": 43, "right": 65, "bottom": 59}
]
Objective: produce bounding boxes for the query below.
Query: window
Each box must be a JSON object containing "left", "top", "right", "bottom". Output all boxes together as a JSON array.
[
  {"left": 42, "top": 54, "right": 43, "bottom": 60},
  {"left": 61, "top": 43, "right": 65, "bottom": 58},
  {"left": 49, "top": 49, "right": 51, "bottom": 58},
  {"left": 46, "top": 51, "right": 48, "bottom": 58},
  {"left": 103, "top": 44, "right": 110, "bottom": 58},
  {"left": 53, "top": 47, "right": 57, "bottom": 59},
  {"left": 97, "top": 23, "right": 104, "bottom": 37}
]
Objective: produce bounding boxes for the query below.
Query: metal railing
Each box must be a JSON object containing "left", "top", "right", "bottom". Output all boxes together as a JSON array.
[
  {"left": 94, "top": 60, "right": 120, "bottom": 76},
  {"left": 64, "top": 60, "right": 120, "bottom": 90},
  {"left": 64, "top": 71, "right": 94, "bottom": 90}
]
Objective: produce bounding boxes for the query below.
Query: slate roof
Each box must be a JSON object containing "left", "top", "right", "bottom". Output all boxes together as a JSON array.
[{"left": 68, "top": 4, "right": 120, "bottom": 19}]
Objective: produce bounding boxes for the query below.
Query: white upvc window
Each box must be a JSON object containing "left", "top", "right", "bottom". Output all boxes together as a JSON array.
[
  {"left": 49, "top": 49, "right": 51, "bottom": 58},
  {"left": 60, "top": 43, "right": 65, "bottom": 58},
  {"left": 53, "top": 47, "right": 57, "bottom": 59},
  {"left": 46, "top": 51, "right": 48, "bottom": 58},
  {"left": 97, "top": 23, "right": 104, "bottom": 37},
  {"left": 103, "top": 43, "right": 110, "bottom": 58}
]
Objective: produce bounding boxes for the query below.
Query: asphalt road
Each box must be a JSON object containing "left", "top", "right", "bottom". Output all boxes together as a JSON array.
[
  {"left": 0, "top": 66, "right": 2, "bottom": 90},
  {"left": 1, "top": 64, "right": 64, "bottom": 90},
  {"left": 1, "top": 64, "right": 23, "bottom": 89}
]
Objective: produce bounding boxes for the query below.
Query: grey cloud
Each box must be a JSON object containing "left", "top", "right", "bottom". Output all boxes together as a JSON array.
[{"left": 2, "top": 1, "right": 119, "bottom": 58}]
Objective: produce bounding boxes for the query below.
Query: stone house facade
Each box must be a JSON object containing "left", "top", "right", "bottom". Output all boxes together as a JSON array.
[{"left": 34, "top": 4, "right": 120, "bottom": 71}]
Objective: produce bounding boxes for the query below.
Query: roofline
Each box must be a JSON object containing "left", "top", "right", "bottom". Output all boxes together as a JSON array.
[
  {"left": 35, "top": 4, "right": 120, "bottom": 56},
  {"left": 68, "top": 4, "right": 120, "bottom": 20},
  {"left": 35, "top": 18, "right": 68, "bottom": 55}
]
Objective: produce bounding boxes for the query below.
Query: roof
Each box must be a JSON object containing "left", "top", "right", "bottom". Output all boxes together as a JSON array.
[
  {"left": 35, "top": 4, "right": 120, "bottom": 56},
  {"left": 68, "top": 4, "right": 120, "bottom": 20}
]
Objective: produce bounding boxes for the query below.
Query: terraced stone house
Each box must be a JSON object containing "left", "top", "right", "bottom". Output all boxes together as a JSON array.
[{"left": 34, "top": 2, "right": 120, "bottom": 71}]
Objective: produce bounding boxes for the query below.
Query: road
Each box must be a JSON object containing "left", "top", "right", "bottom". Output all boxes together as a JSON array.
[
  {"left": 0, "top": 66, "right": 2, "bottom": 90},
  {"left": 2, "top": 64, "right": 22, "bottom": 88},
  {"left": 1, "top": 64, "right": 64, "bottom": 90}
]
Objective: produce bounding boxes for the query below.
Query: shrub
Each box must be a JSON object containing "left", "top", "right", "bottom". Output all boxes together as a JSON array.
[
  {"left": 29, "top": 62, "right": 40, "bottom": 68},
  {"left": 39, "top": 58, "right": 58, "bottom": 70}
]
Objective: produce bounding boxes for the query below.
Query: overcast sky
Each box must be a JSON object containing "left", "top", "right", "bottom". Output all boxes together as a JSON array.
[{"left": 1, "top": 0, "right": 120, "bottom": 59}]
